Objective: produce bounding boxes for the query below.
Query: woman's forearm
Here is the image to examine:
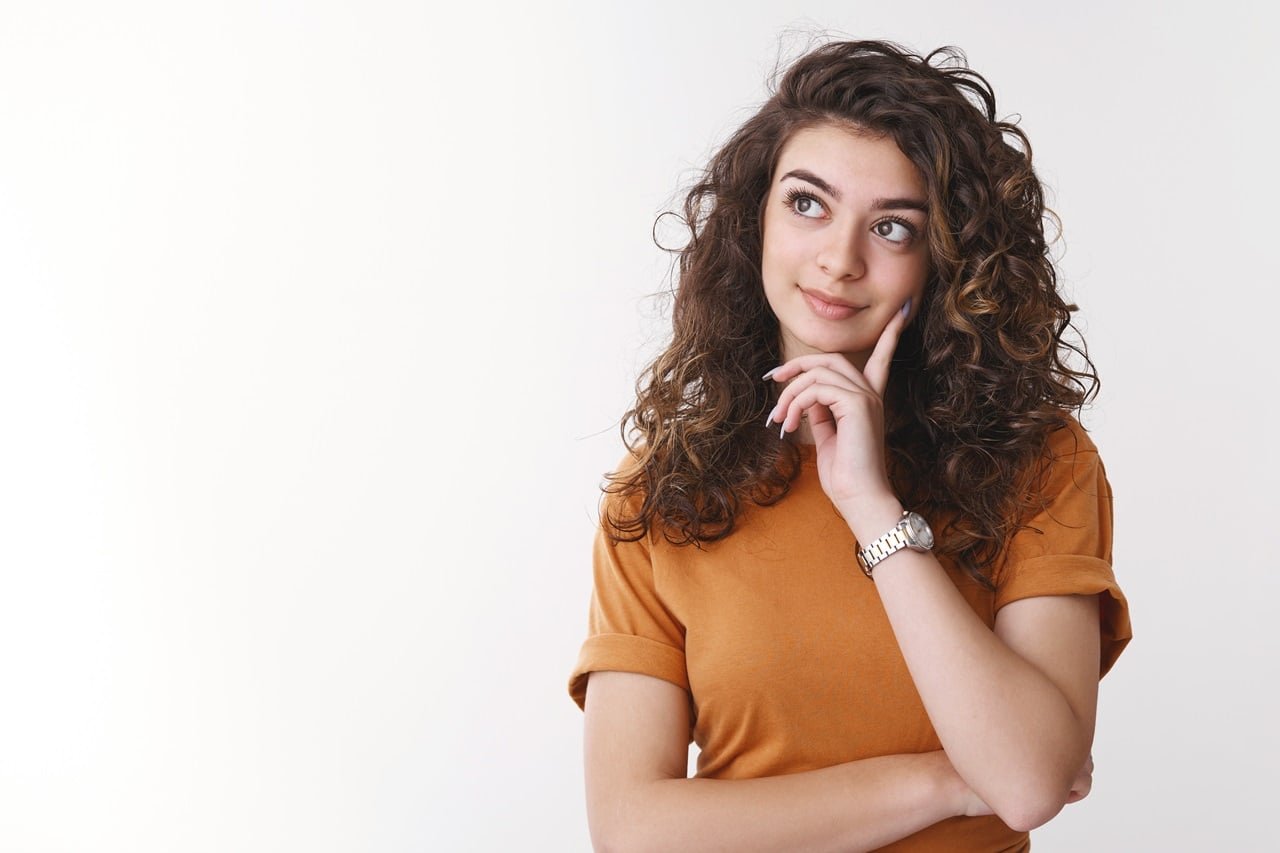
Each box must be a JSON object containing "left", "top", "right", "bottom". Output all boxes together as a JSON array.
[{"left": 606, "top": 750, "right": 960, "bottom": 853}]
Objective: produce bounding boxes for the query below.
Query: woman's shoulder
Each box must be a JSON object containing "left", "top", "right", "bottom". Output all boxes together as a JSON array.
[
  {"left": 1024, "top": 411, "right": 1109, "bottom": 508},
  {"left": 603, "top": 444, "right": 646, "bottom": 490},
  {"left": 597, "top": 444, "right": 650, "bottom": 529},
  {"left": 1041, "top": 410, "right": 1101, "bottom": 460}
]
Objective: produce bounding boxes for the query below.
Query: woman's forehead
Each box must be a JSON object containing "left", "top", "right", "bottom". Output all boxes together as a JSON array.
[{"left": 774, "top": 126, "right": 927, "bottom": 200}]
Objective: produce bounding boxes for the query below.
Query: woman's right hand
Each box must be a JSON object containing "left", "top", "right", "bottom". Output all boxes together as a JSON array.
[
  {"left": 952, "top": 778, "right": 994, "bottom": 818},
  {"left": 1064, "top": 752, "right": 1094, "bottom": 804},
  {"left": 946, "top": 752, "right": 1095, "bottom": 817}
]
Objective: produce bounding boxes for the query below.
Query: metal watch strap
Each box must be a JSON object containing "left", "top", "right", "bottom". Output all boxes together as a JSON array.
[{"left": 857, "top": 511, "right": 911, "bottom": 579}]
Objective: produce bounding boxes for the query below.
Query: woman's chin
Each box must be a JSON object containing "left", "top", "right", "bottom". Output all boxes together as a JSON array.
[{"left": 788, "top": 334, "right": 871, "bottom": 362}]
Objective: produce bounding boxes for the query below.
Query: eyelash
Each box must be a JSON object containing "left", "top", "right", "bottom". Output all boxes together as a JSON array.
[{"left": 781, "top": 187, "right": 920, "bottom": 244}]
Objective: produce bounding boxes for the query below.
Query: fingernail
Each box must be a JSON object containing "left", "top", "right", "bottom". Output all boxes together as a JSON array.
[
  {"left": 779, "top": 421, "right": 786, "bottom": 439},
  {"left": 764, "top": 406, "right": 777, "bottom": 426},
  {"left": 762, "top": 366, "right": 780, "bottom": 380},
  {"left": 900, "top": 298, "right": 912, "bottom": 318}
]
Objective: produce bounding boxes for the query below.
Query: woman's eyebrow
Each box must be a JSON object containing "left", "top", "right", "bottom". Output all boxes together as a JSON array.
[{"left": 779, "top": 168, "right": 928, "bottom": 213}]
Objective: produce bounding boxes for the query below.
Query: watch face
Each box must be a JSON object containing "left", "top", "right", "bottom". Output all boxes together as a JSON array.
[{"left": 907, "top": 512, "right": 934, "bottom": 549}]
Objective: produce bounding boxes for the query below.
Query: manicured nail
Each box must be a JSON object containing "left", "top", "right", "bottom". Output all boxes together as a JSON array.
[
  {"left": 762, "top": 366, "right": 780, "bottom": 380},
  {"left": 779, "top": 421, "right": 787, "bottom": 439},
  {"left": 900, "top": 298, "right": 912, "bottom": 318},
  {"left": 765, "top": 406, "right": 778, "bottom": 426}
]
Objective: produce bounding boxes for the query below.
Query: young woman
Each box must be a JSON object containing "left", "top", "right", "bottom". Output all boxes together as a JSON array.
[{"left": 567, "top": 38, "right": 1132, "bottom": 852}]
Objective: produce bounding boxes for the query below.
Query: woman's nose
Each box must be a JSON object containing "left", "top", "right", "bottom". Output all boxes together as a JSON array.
[{"left": 816, "top": 231, "right": 866, "bottom": 280}]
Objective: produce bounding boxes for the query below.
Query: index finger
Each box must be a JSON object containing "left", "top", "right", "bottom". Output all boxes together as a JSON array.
[{"left": 863, "top": 298, "right": 911, "bottom": 395}]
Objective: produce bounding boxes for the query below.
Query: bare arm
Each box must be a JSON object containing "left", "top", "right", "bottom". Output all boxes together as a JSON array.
[
  {"left": 584, "top": 670, "right": 966, "bottom": 853},
  {"left": 842, "top": 497, "right": 1100, "bottom": 832}
]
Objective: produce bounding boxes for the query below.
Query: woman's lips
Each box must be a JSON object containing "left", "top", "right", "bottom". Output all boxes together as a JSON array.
[{"left": 801, "top": 287, "right": 861, "bottom": 320}]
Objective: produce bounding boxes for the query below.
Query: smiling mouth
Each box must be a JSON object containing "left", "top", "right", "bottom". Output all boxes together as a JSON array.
[{"left": 800, "top": 287, "right": 862, "bottom": 320}]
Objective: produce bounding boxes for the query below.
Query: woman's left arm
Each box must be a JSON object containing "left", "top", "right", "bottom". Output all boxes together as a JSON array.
[{"left": 842, "top": 496, "right": 1100, "bottom": 833}]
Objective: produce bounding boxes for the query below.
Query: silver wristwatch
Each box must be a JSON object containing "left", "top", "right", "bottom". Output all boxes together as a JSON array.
[{"left": 856, "top": 510, "right": 935, "bottom": 579}]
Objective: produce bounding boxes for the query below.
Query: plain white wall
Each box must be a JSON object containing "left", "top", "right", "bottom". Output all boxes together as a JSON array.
[{"left": 1, "top": 1, "right": 1275, "bottom": 850}]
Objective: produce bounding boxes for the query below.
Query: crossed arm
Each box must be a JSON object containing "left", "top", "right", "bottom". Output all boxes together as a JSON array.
[
  {"left": 845, "top": 495, "right": 1102, "bottom": 830},
  {"left": 584, "top": 669, "right": 965, "bottom": 853},
  {"left": 581, "top": 577, "right": 1102, "bottom": 852}
]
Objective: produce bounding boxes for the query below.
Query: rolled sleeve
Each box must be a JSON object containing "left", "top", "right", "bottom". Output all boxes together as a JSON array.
[
  {"left": 994, "top": 421, "right": 1133, "bottom": 679},
  {"left": 568, "top": 495, "right": 688, "bottom": 712}
]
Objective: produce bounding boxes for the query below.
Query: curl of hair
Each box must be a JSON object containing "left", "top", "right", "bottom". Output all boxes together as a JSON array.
[{"left": 603, "top": 38, "right": 1099, "bottom": 589}]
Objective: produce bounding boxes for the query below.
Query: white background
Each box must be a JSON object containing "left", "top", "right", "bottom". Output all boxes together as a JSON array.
[{"left": 1, "top": 1, "right": 1276, "bottom": 851}]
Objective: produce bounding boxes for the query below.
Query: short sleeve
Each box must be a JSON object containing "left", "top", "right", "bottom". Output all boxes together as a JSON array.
[
  {"left": 566, "top": 491, "right": 689, "bottom": 712},
  {"left": 994, "top": 419, "right": 1133, "bottom": 679}
]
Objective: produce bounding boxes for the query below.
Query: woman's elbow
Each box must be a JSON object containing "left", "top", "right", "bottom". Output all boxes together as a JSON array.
[
  {"left": 996, "top": 782, "right": 1071, "bottom": 833},
  {"left": 592, "top": 824, "right": 661, "bottom": 853},
  {"left": 588, "top": 792, "right": 658, "bottom": 853},
  {"left": 990, "top": 746, "right": 1085, "bottom": 831},
  {"left": 590, "top": 821, "right": 635, "bottom": 853},
  {"left": 589, "top": 812, "right": 641, "bottom": 853}
]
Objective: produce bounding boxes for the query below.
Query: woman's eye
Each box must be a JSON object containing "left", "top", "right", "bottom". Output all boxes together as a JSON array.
[
  {"left": 784, "top": 188, "right": 919, "bottom": 245},
  {"left": 783, "top": 189, "right": 826, "bottom": 219},
  {"left": 875, "top": 219, "right": 916, "bottom": 245}
]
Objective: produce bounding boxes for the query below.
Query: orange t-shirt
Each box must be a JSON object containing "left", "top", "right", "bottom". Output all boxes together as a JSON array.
[{"left": 567, "top": 415, "right": 1132, "bottom": 851}]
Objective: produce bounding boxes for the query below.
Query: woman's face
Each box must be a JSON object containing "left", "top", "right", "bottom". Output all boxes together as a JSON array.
[{"left": 760, "top": 123, "right": 932, "bottom": 370}]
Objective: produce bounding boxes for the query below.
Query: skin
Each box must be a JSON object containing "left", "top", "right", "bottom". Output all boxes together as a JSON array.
[
  {"left": 759, "top": 121, "right": 931, "bottom": 504},
  {"left": 760, "top": 123, "right": 932, "bottom": 378},
  {"left": 759, "top": 121, "right": 1096, "bottom": 820}
]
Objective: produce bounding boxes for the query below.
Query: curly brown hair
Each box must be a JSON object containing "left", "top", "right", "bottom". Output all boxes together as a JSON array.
[{"left": 603, "top": 37, "right": 1099, "bottom": 590}]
